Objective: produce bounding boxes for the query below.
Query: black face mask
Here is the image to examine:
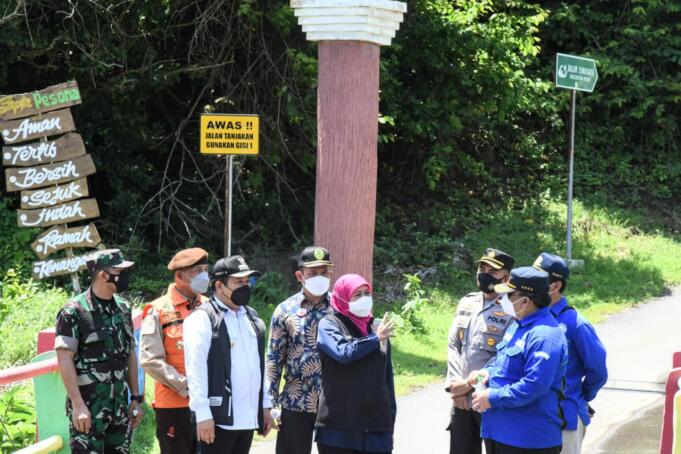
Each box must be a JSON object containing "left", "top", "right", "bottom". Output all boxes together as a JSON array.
[
  {"left": 106, "top": 270, "right": 131, "bottom": 293},
  {"left": 477, "top": 272, "right": 502, "bottom": 294},
  {"left": 229, "top": 285, "right": 251, "bottom": 306}
]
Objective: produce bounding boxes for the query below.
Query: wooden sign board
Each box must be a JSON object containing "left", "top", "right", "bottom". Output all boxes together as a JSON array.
[
  {"left": 3, "top": 133, "right": 86, "bottom": 167},
  {"left": 31, "top": 223, "right": 101, "bottom": 259},
  {"left": 199, "top": 114, "right": 259, "bottom": 155},
  {"left": 5, "top": 154, "right": 95, "bottom": 192},
  {"left": 17, "top": 198, "right": 100, "bottom": 228},
  {"left": 20, "top": 178, "right": 89, "bottom": 209},
  {"left": 0, "top": 81, "right": 82, "bottom": 121},
  {"left": 1, "top": 108, "right": 76, "bottom": 145},
  {"left": 32, "top": 253, "right": 89, "bottom": 280}
]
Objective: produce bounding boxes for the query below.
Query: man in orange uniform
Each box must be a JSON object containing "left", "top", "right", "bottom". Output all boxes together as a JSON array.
[{"left": 140, "top": 248, "right": 210, "bottom": 454}]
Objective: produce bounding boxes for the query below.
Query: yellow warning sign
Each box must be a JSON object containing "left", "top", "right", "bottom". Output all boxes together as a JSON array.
[{"left": 200, "top": 114, "right": 259, "bottom": 155}]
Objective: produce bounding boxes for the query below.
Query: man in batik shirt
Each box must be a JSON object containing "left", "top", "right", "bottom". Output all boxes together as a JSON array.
[{"left": 266, "top": 246, "right": 333, "bottom": 454}]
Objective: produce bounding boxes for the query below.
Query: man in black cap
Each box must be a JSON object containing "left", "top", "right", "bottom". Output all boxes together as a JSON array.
[
  {"left": 446, "top": 248, "right": 515, "bottom": 454},
  {"left": 266, "top": 246, "right": 333, "bottom": 454},
  {"left": 469, "top": 267, "right": 568, "bottom": 454},
  {"left": 183, "top": 255, "right": 276, "bottom": 454}
]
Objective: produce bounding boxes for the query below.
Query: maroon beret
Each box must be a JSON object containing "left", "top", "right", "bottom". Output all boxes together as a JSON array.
[{"left": 167, "top": 247, "right": 209, "bottom": 271}]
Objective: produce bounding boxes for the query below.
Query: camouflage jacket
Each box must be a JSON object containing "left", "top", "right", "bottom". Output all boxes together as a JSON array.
[{"left": 55, "top": 288, "right": 134, "bottom": 387}]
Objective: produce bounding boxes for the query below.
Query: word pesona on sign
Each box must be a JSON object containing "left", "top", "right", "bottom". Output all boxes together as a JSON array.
[{"left": 0, "top": 81, "right": 105, "bottom": 280}]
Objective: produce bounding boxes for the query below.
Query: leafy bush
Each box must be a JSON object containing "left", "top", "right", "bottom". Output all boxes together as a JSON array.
[
  {"left": 0, "top": 271, "right": 68, "bottom": 368},
  {"left": 0, "top": 384, "right": 36, "bottom": 453}
]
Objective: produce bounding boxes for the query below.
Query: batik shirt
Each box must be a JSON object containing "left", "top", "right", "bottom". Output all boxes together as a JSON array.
[{"left": 266, "top": 291, "right": 331, "bottom": 412}]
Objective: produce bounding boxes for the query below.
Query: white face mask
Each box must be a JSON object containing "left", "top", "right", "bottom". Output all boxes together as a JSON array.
[
  {"left": 349, "top": 295, "right": 373, "bottom": 317},
  {"left": 500, "top": 294, "right": 516, "bottom": 317},
  {"left": 189, "top": 271, "right": 210, "bottom": 294},
  {"left": 303, "top": 275, "right": 330, "bottom": 297}
]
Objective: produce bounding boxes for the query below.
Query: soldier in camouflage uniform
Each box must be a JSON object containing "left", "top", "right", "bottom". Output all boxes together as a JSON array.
[
  {"left": 446, "top": 248, "right": 515, "bottom": 454},
  {"left": 55, "top": 249, "right": 144, "bottom": 453}
]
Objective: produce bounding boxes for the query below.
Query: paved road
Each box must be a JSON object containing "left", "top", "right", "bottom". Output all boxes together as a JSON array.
[{"left": 252, "top": 287, "right": 681, "bottom": 453}]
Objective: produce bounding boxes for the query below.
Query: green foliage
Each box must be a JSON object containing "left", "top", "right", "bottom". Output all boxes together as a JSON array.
[
  {"left": 397, "top": 274, "right": 429, "bottom": 334},
  {"left": 0, "top": 270, "right": 68, "bottom": 368},
  {"left": 0, "top": 202, "right": 37, "bottom": 281},
  {"left": 0, "top": 385, "right": 36, "bottom": 453}
]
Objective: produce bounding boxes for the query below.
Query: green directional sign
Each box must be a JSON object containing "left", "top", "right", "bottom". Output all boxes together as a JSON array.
[{"left": 555, "top": 53, "right": 598, "bottom": 92}]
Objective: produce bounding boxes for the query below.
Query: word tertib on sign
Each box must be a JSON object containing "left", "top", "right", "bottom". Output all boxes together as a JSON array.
[
  {"left": 0, "top": 81, "right": 82, "bottom": 121},
  {"left": 5, "top": 154, "right": 96, "bottom": 192},
  {"left": 0, "top": 108, "right": 76, "bottom": 144},
  {"left": 3, "top": 132, "right": 86, "bottom": 167},
  {"left": 200, "top": 114, "right": 259, "bottom": 155},
  {"left": 555, "top": 53, "right": 598, "bottom": 92},
  {"left": 32, "top": 223, "right": 101, "bottom": 260}
]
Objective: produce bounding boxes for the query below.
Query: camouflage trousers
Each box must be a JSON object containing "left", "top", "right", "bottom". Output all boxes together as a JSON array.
[{"left": 67, "top": 380, "right": 132, "bottom": 454}]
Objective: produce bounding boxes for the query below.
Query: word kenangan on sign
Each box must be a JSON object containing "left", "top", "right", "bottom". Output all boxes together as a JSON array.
[
  {"left": 0, "top": 108, "right": 76, "bottom": 144},
  {"left": 0, "top": 81, "right": 82, "bottom": 121},
  {"left": 33, "top": 254, "right": 88, "bottom": 280},
  {"left": 200, "top": 114, "right": 259, "bottom": 155},
  {"left": 32, "top": 223, "right": 101, "bottom": 260},
  {"left": 5, "top": 154, "right": 96, "bottom": 192},
  {"left": 3, "top": 133, "right": 86, "bottom": 167}
]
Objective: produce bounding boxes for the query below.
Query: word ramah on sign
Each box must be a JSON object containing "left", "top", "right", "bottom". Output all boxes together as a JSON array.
[
  {"left": 31, "top": 223, "right": 101, "bottom": 259},
  {"left": 20, "top": 178, "right": 89, "bottom": 209},
  {"left": 0, "top": 81, "right": 82, "bottom": 121},
  {"left": 0, "top": 108, "right": 76, "bottom": 145},
  {"left": 17, "top": 198, "right": 100, "bottom": 228},
  {"left": 199, "top": 114, "right": 259, "bottom": 155},
  {"left": 32, "top": 254, "right": 89, "bottom": 280},
  {"left": 5, "top": 154, "right": 96, "bottom": 192},
  {"left": 3, "top": 132, "right": 86, "bottom": 167}
]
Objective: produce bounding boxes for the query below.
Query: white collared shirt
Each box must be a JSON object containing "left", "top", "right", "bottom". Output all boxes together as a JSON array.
[{"left": 184, "top": 296, "right": 271, "bottom": 430}]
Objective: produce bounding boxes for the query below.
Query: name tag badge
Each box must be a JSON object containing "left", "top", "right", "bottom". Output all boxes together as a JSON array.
[{"left": 209, "top": 396, "right": 223, "bottom": 407}]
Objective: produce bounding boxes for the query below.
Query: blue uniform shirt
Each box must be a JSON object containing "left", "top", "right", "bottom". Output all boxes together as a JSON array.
[
  {"left": 482, "top": 307, "right": 568, "bottom": 449},
  {"left": 550, "top": 297, "right": 608, "bottom": 430}
]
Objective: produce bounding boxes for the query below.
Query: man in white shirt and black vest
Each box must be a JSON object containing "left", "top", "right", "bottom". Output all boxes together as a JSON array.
[{"left": 184, "top": 255, "right": 276, "bottom": 454}]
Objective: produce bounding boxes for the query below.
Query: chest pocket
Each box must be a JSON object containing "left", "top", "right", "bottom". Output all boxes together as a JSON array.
[
  {"left": 480, "top": 326, "right": 503, "bottom": 353},
  {"left": 80, "top": 330, "right": 113, "bottom": 364},
  {"left": 501, "top": 345, "right": 524, "bottom": 379}
]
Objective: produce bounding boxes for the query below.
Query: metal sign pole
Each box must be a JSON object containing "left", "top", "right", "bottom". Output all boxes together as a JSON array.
[
  {"left": 566, "top": 89, "right": 577, "bottom": 261},
  {"left": 223, "top": 155, "right": 233, "bottom": 257}
]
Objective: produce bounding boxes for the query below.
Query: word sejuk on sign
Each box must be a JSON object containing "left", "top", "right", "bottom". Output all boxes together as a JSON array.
[
  {"left": 0, "top": 81, "right": 106, "bottom": 282},
  {"left": 199, "top": 114, "right": 259, "bottom": 155},
  {"left": 3, "top": 132, "right": 86, "bottom": 167},
  {"left": 32, "top": 223, "right": 101, "bottom": 259},
  {"left": 0, "top": 81, "right": 82, "bottom": 121}
]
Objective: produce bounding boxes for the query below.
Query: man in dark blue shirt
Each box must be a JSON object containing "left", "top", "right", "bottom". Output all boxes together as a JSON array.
[
  {"left": 470, "top": 267, "right": 567, "bottom": 454},
  {"left": 533, "top": 253, "right": 608, "bottom": 454}
]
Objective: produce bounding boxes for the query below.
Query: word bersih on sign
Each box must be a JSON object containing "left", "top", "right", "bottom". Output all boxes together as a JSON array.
[
  {"left": 0, "top": 81, "right": 82, "bottom": 121},
  {"left": 32, "top": 223, "right": 101, "bottom": 260},
  {"left": 555, "top": 53, "right": 598, "bottom": 93},
  {"left": 200, "top": 114, "right": 259, "bottom": 155},
  {"left": 0, "top": 81, "right": 105, "bottom": 283},
  {"left": 3, "top": 132, "right": 86, "bottom": 167}
]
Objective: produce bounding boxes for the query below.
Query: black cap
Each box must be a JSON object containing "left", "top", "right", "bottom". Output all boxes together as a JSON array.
[
  {"left": 297, "top": 246, "right": 333, "bottom": 268},
  {"left": 211, "top": 255, "right": 260, "bottom": 279},
  {"left": 494, "top": 266, "right": 550, "bottom": 298},
  {"left": 476, "top": 248, "right": 514, "bottom": 270},
  {"left": 533, "top": 253, "right": 570, "bottom": 283}
]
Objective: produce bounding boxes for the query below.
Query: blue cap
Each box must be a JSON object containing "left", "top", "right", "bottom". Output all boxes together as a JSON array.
[
  {"left": 494, "top": 266, "right": 550, "bottom": 297},
  {"left": 533, "top": 252, "right": 570, "bottom": 283}
]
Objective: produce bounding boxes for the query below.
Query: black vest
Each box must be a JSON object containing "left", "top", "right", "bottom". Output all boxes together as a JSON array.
[
  {"left": 316, "top": 313, "right": 393, "bottom": 432},
  {"left": 195, "top": 299, "right": 267, "bottom": 431}
]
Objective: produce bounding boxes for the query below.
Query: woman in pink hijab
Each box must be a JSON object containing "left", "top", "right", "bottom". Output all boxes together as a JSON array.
[{"left": 314, "top": 274, "right": 397, "bottom": 454}]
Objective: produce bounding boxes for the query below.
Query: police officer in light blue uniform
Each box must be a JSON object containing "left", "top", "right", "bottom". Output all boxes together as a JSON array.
[
  {"left": 533, "top": 253, "right": 608, "bottom": 454},
  {"left": 469, "top": 267, "right": 567, "bottom": 454}
]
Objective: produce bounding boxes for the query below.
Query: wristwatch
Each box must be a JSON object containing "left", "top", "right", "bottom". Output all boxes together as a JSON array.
[{"left": 130, "top": 394, "right": 144, "bottom": 403}]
